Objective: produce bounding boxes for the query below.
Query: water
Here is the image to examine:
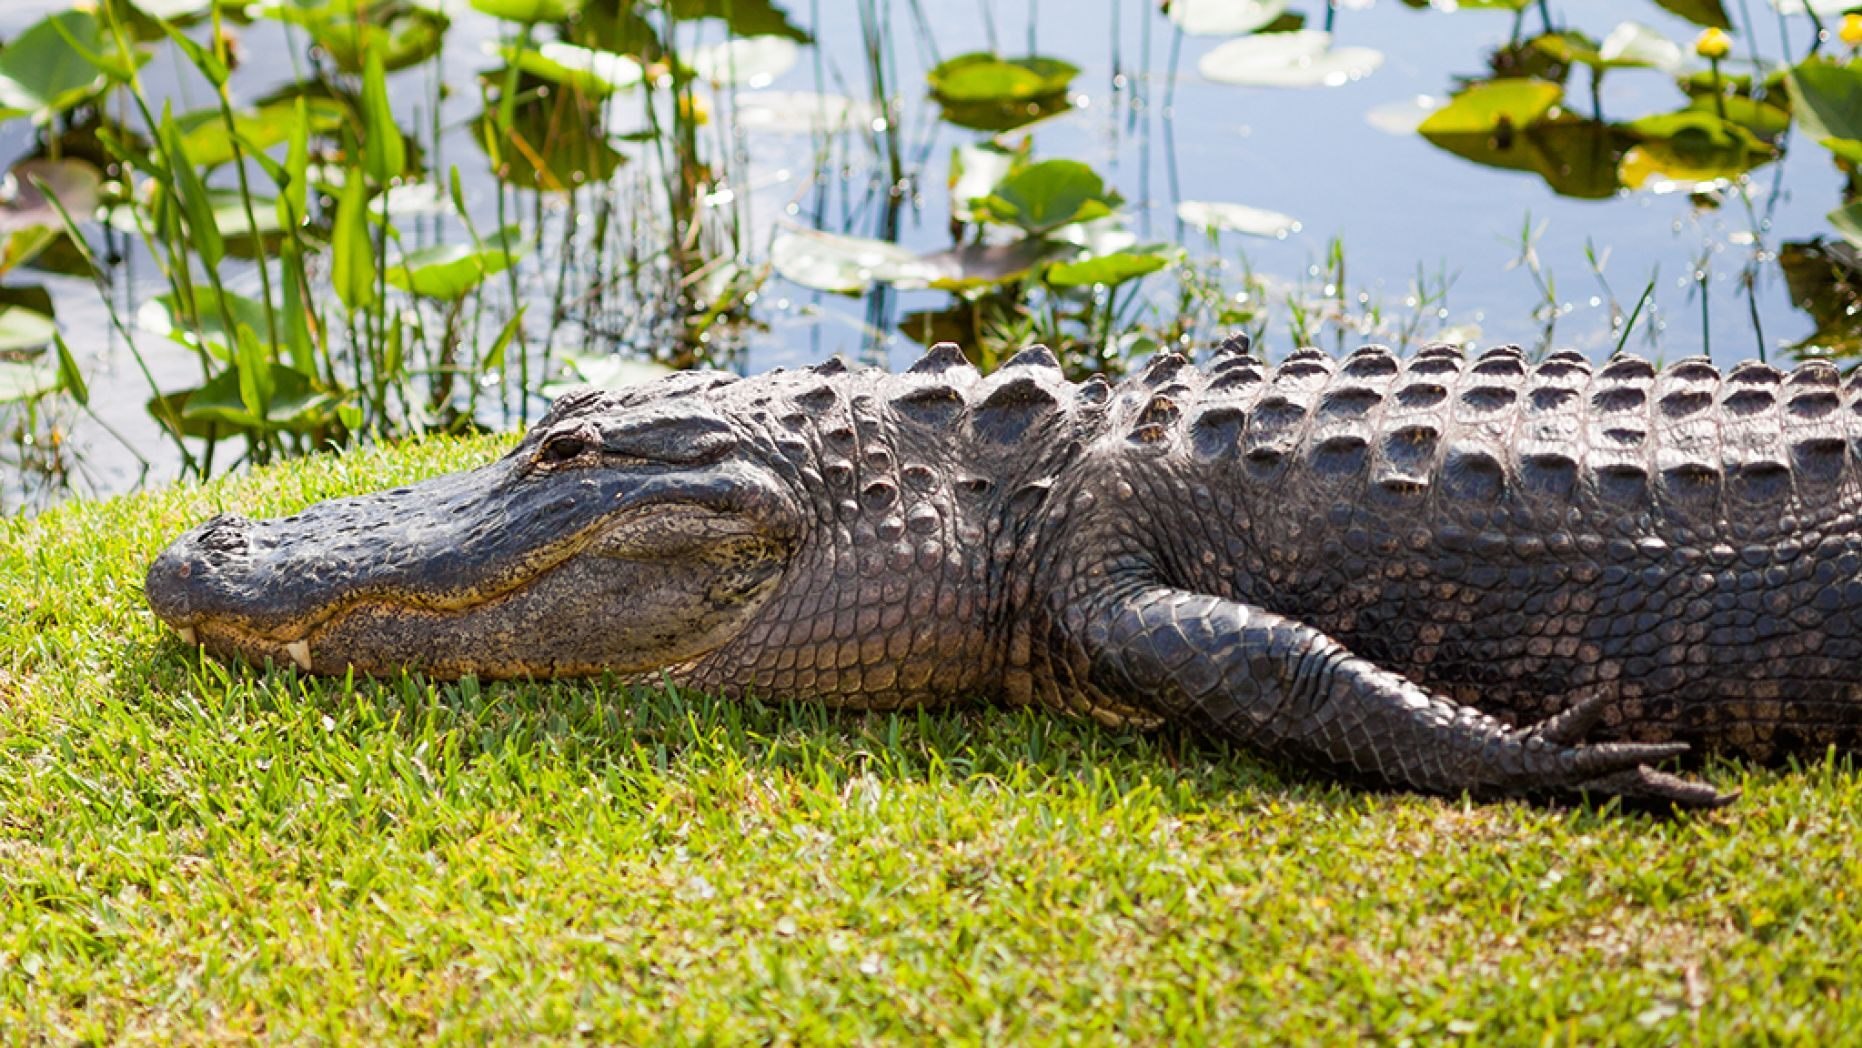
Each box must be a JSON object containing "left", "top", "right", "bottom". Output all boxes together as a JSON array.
[{"left": 0, "top": 0, "right": 1840, "bottom": 511}]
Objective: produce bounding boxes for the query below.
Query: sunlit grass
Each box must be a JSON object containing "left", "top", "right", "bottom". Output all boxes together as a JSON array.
[{"left": 1, "top": 439, "right": 1858, "bottom": 1041}]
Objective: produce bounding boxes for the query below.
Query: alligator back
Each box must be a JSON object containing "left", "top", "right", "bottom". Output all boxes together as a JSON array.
[{"left": 1080, "top": 342, "right": 1862, "bottom": 760}]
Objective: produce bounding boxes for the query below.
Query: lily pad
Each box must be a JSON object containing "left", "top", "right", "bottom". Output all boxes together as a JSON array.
[
  {"left": 250, "top": 1, "right": 447, "bottom": 73},
  {"left": 498, "top": 41, "right": 644, "bottom": 97},
  {"left": 545, "top": 350, "right": 674, "bottom": 397},
  {"left": 1052, "top": 217, "right": 1139, "bottom": 256},
  {"left": 1417, "top": 78, "right": 1563, "bottom": 135},
  {"left": 1176, "top": 200, "right": 1300, "bottom": 238},
  {"left": 137, "top": 289, "right": 279, "bottom": 361},
  {"left": 1424, "top": 113, "right": 1633, "bottom": 199},
  {"left": 0, "top": 12, "right": 111, "bottom": 124},
  {"left": 1046, "top": 250, "right": 1171, "bottom": 288},
  {"left": 689, "top": 36, "right": 800, "bottom": 88},
  {"left": 928, "top": 53, "right": 1079, "bottom": 132},
  {"left": 1620, "top": 109, "right": 1775, "bottom": 191},
  {"left": 929, "top": 53, "right": 1078, "bottom": 103},
  {"left": 0, "top": 306, "right": 56, "bottom": 352},
  {"left": 1165, "top": 0, "right": 1289, "bottom": 36},
  {"left": 387, "top": 227, "right": 527, "bottom": 299},
  {"left": 1534, "top": 23, "right": 1686, "bottom": 74},
  {"left": 770, "top": 228, "right": 936, "bottom": 293},
  {"left": 978, "top": 160, "right": 1117, "bottom": 234},
  {"left": 1198, "top": 31, "right": 1383, "bottom": 89},
  {"left": 470, "top": 0, "right": 583, "bottom": 21}
]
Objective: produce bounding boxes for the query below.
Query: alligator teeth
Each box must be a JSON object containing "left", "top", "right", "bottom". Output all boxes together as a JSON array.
[
  {"left": 177, "top": 626, "right": 197, "bottom": 645},
  {"left": 285, "top": 639, "right": 312, "bottom": 671}
]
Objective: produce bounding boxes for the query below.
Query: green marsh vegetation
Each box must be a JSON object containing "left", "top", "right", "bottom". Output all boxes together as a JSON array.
[{"left": 0, "top": 0, "right": 1856, "bottom": 507}]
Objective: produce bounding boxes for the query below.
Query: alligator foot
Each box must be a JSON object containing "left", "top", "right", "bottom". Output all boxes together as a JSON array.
[{"left": 1078, "top": 584, "right": 1732, "bottom": 811}]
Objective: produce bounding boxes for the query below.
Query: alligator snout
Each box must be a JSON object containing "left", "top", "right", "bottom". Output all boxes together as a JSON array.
[{"left": 146, "top": 513, "right": 255, "bottom": 632}]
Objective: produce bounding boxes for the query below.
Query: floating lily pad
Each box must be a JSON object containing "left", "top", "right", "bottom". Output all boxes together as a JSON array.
[
  {"left": 545, "top": 350, "right": 674, "bottom": 397},
  {"left": 128, "top": 0, "right": 222, "bottom": 16},
  {"left": 1417, "top": 78, "right": 1563, "bottom": 135},
  {"left": 107, "top": 189, "right": 283, "bottom": 255},
  {"left": 770, "top": 228, "right": 936, "bottom": 293},
  {"left": 1620, "top": 109, "right": 1776, "bottom": 191},
  {"left": 0, "top": 306, "right": 56, "bottom": 353},
  {"left": 979, "top": 160, "right": 1117, "bottom": 234},
  {"left": 1051, "top": 217, "right": 1139, "bottom": 257},
  {"left": 387, "top": 227, "right": 528, "bottom": 299},
  {"left": 0, "top": 12, "right": 112, "bottom": 124},
  {"left": 1198, "top": 31, "right": 1383, "bottom": 89},
  {"left": 251, "top": 0, "right": 447, "bottom": 73},
  {"left": 1165, "top": 0, "right": 1289, "bottom": 36},
  {"left": 1046, "top": 250, "right": 1171, "bottom": 288},
  {"left": 137, "top": 289, "right": 278, "bottom": 361},
  {"left": 929, "top": 53, "right": 1078, "bottom": 103},
  {"left": 1424, "top": 113, "right": 1633, "bottom": 199},
  {"left": 470, "top": 0, "right": 583, "bottom": 21},
  {"left": 1176, "top": 200, "right": 1300, "bottom": 238},
  {"left": 928, "top": 53, "right": 1078, "bottom": 131},
  {"left": 1534, "top": 23, "right": 1686, "bottom": 74},
  {"left": 690, "top": 36, "right": 800, "bottom": 88},
  {"left": 1684, "top": 94, "right": 1791, "bottom": 140},
  {"left": 498, "top": 40, "right": 644, "bottom": 97}
]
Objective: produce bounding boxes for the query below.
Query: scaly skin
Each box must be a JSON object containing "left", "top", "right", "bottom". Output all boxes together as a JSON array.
[{"left": 147, "top": 338, "right": 1862, "bottom": 810}]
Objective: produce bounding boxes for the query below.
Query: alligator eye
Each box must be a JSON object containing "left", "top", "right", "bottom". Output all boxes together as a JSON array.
[{"left": 539, "top": 432, "right": 593, "bottom": 464}]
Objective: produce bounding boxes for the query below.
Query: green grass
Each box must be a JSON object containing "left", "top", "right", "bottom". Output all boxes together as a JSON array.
[{"left": 2, "top": 438, "right": 1860, "bottom": 1043}]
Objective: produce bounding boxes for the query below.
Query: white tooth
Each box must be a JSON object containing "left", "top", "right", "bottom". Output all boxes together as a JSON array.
[
  {"left": 178, "top": 626, "right": 197, "bottom": 645},
  {"left": 285, "top": 639, "right": 312, "bottom": 671}
]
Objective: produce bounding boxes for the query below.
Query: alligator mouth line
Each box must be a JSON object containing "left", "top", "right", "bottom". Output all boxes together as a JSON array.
[
  {"left": 165, "top": 511, "right": 634, "bottom": 661},
  {"left": 165, "top": 503, "right": 784, "bottom": 674}
]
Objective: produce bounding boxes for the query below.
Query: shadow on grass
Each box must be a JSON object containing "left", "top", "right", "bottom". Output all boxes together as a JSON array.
[
  {"left": 131, "top": 636, "right": 1365, "bottom": 813},
  {"left": 126, "top": 636, "right": 1794, "bottom": 828}
]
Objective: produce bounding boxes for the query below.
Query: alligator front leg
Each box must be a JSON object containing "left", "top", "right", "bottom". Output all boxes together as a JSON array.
[{"left": 1079, "top": 585, "right": 1732, "bottom": 810}]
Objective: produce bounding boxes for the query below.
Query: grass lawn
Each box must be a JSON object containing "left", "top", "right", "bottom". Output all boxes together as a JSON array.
[{"left": 2, "top": 436, "right": 1859, "bottom": 1043}]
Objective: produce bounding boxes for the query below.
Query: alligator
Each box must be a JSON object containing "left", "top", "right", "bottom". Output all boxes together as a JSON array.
[{"left": 146, "top": 338, "right": 1862, "bottom": 810}]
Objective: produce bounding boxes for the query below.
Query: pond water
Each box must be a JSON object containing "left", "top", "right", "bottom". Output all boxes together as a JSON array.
[{"left": 0, "top": 0, "right": 1849, "bottom": 511}]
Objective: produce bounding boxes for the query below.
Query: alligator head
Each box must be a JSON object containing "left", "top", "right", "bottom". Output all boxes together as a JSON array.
[{"left": 145, "top": 380, "right": 804, "bottom": 679}]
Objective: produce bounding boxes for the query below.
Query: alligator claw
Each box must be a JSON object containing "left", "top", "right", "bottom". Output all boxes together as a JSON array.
[
  {"left": 1501, "top": 700, "right": 1729, "bottom": 810},
  {"left": 1574, "top": 766, "right": 1740, "bottom": 813},
  {"left": 1528, "top": 693, "right": 1610, "bottom": 747}
]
